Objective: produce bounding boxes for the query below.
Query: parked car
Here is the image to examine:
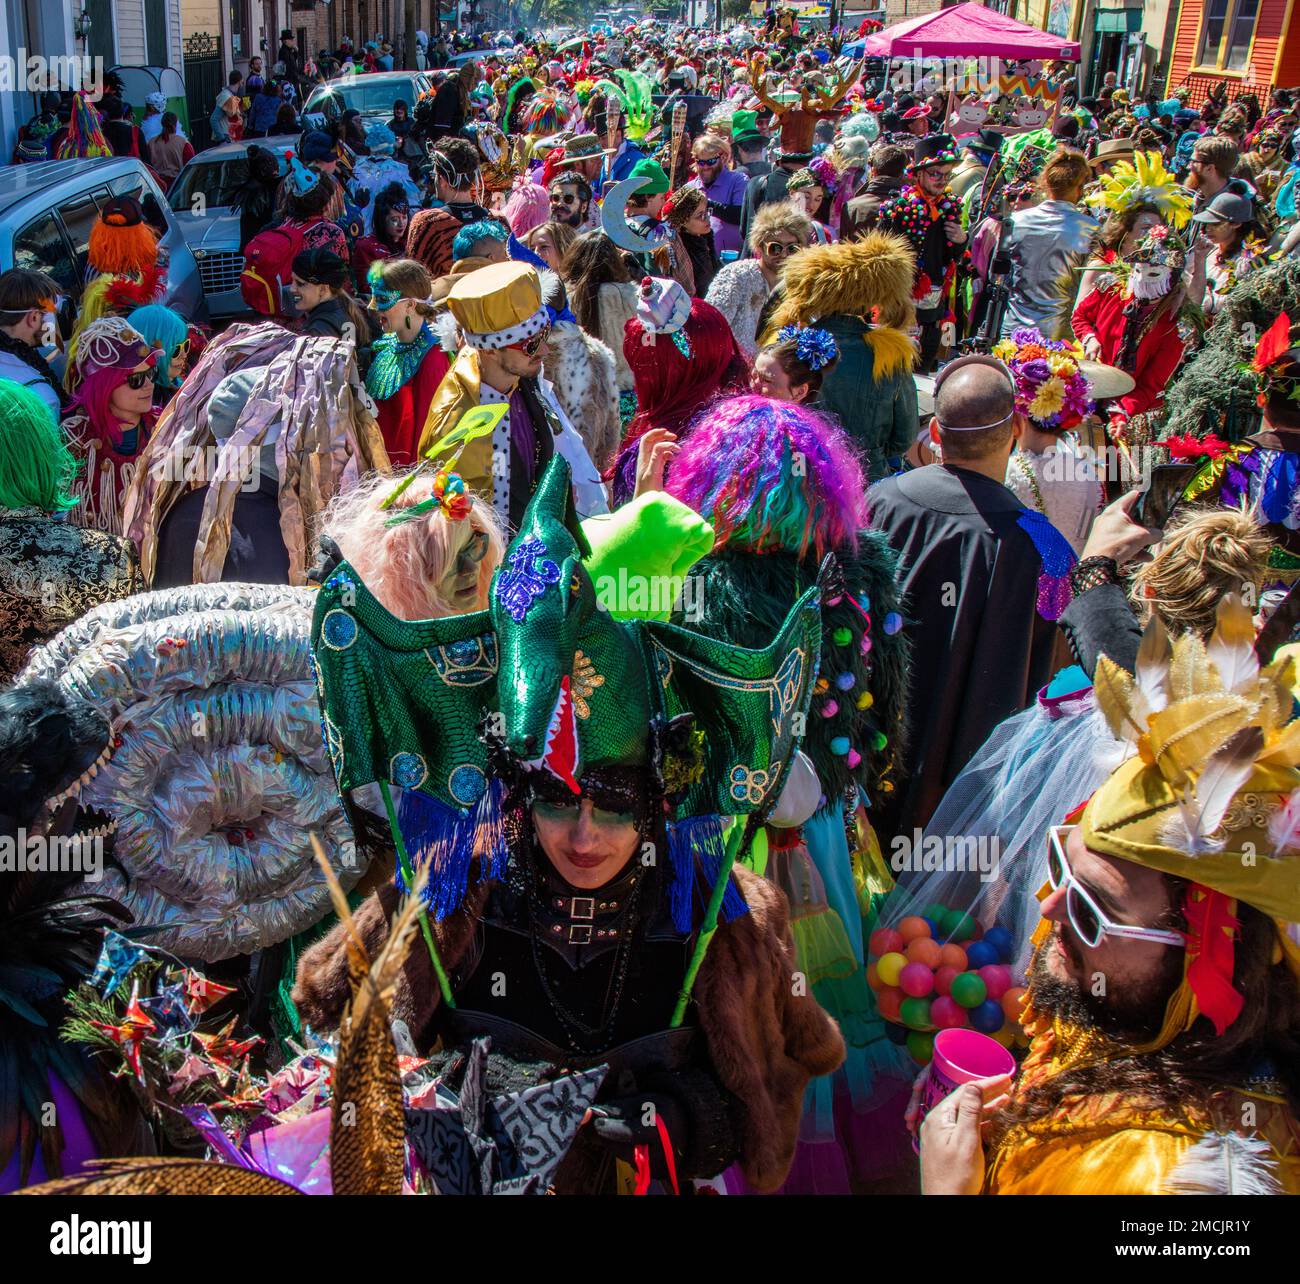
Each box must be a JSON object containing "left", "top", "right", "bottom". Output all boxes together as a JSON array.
[
  {"left": 303, "top": 72, "right": 434, "bottom": 131},
  {"left": 0, "top": 157, "right": 206, "bottom": 322},
  {"left": 167, "top": 136, "right": 300, "bottom": 322}
]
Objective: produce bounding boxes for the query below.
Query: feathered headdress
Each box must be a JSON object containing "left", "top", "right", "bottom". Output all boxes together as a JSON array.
[
  {"left": 1247, "top": 310, "right": 1300, "bottom": 409},
  {"left": 1086, "top": 150, "right": 1192, "bottom": 228},
  {"left": 1084, "top": 597, "right": 1300, "bottom": 1040},
  {"left": 55, "top": 92, "right": 112, "bottom": 159}
]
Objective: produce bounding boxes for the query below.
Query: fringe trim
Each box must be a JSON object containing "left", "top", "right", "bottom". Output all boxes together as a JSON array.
[{"left": 666, "top": 814, "right": 750, "bottom": 934}]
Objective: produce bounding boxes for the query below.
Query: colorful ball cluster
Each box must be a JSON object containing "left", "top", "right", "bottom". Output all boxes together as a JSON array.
[{"left": 866, "top": 908, "right": 1028, "bottom": 1063}]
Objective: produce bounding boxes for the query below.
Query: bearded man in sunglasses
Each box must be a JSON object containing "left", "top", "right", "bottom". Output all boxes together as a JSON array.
[
  {"left": 418, "top": 261, "right": 606, "bottom": 530},
  {"left": 548, "top": 174, "right": 593, "bottom": 231},
  {"left": 916, "top": 610, "right": 1300, "bottom": 1194}
]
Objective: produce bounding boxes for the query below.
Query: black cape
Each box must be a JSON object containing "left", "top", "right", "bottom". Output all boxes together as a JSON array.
[{"left": 868, "top": 464, "right": 1058, "bottom": 840}]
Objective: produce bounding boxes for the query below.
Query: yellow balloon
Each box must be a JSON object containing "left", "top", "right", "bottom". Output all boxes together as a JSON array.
[{"left": 876, "top": 951, "right": 907, "bottom": 987}]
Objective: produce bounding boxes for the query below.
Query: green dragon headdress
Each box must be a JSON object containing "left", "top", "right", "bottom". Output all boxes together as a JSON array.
[{"left": 311, "top": 458, "right": 823, "bottom": 930}]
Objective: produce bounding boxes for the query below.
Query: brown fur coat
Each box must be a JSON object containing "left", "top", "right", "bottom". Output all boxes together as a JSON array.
[{"left": 293, "top": 862, "right": 845, "bottom": 1192}]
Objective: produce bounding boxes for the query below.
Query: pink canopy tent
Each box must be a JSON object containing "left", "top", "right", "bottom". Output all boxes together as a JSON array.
[{"left": 862, "top": 2, "right": 1081, "bottom": 61}]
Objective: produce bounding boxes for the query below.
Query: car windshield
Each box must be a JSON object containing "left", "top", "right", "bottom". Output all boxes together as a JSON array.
[
  {"left": 307, "top": 79, "right": 419, "bottom": 116},
  {"left": 169, "top": 157, "right": 251, "bottom": 212}
]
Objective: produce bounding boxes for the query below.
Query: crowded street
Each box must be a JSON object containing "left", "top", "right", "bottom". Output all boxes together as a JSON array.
[{"left": 0, "top": 0, "right": 1299, "bottom": 1231}]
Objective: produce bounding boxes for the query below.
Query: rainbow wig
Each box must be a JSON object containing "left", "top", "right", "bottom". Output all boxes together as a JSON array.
[
  {"left": 666, "top": 394, "right": 867, "bottom": 562},
  {"left": 65, "top": 365, "right": 154, "bottom": 448},
  {"left": 127, "top": 304, "right": 188, "bottom": 388}
]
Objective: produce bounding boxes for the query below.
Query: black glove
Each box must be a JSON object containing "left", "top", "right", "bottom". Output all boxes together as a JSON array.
[{"left": 590, "top": 1092, "right": 689, "bottom": 1181}]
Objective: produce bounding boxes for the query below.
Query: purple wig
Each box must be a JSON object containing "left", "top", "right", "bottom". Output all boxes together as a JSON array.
[
  {"left": 65, "top": 365, "right": 154, "bottom": 447},
  {"left": 666, "top": 394, "right": 868, "bottom": 561}
]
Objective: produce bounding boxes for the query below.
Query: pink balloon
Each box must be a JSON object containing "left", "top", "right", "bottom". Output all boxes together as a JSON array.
[
  {"left": 899, "top": 962, "right": 936, "bottom": 998},
  {"left": 978, "top": 964, "right": 1014, "bottom": 1000},
  {"left": 930, "top": 996, "right": 968, "bottom": 1029}
]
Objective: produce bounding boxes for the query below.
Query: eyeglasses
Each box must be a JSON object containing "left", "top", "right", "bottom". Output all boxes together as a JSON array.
[
  {"left": 507, "top": 327, "right": 551, "bottom": 358},
  {"left": 1046, "top": 826, "right": 1186, "bottom": 950},
  {"left": 455, "top": 529, "right": 490, "bottom": 571},
  {"left": 174, "top": 338, "right": 191, "bottom": 360},
  {"left": 763, "top": 240, "right": 803, "bottom": 258},
  {"left": 696, "top": 155, "right": 722, "bottom": 166},
  {"left": 550, "top": 191, "right": 579, "bottom": 205},
  {"left": 125, "top": 369, "right": 153, "bottom": 390}
]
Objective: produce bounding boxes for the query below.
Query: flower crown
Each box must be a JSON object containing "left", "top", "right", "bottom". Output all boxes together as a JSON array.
[
  {"left": 776, "top": 324, "right": 839, "bottom": 372},
  {"left": 991, "top": 327, "right": 1095, "bottom": 432},
  {"left": 384, "top": 470, "right": 471, "bottom": 527},
  {"left": 1125, "top": 221, "right": 1187, "bottom": 271}
]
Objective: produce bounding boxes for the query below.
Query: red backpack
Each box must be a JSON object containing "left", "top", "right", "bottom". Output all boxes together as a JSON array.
[{"left": 239, "top": 223, "right": 304, "bottom": 316}]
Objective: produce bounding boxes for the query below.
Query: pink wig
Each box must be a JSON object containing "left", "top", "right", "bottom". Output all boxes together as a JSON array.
[
  {"left": 65, "top": 366, "right": 156, "bottom": 447},
  {"left": 321, "top": 465, "right": 506, "bottom": 620},
  {"left": 502, "top": 177, "right": 551, "bottom": 238},
  {"left": 666, "top": 394, "right": 868, "bottom": 560}
]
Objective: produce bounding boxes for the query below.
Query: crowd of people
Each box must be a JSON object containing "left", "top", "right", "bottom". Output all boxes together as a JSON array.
[{"left": 2, "top": 10, "right": 1300, "bottom": 1205}]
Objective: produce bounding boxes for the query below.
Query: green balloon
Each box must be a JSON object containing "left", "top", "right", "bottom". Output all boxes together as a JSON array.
[
  {"left": 906, "top": 1029, "right": 935, "bottom": 1064},
  {"left": 899, "top": 996, "right": 933, "bottom": 1031},
  {"left": 943, "top": 909, "right": 978, "bottom": 942},
  {"left": 922, "top": 902, "right": 949, "bottom": 924},
  {"left": 950, "top": 971, "right": 988, "bottom": 1009}
]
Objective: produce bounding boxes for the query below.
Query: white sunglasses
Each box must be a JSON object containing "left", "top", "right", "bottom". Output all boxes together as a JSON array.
[{"left": 1047, "top": 826, "right": 1186, "bottom": 950}]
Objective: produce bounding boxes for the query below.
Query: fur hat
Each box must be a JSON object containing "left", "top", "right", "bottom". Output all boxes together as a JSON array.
[{"left": 767, "top": 232, "right": 918, "bottom": 334}]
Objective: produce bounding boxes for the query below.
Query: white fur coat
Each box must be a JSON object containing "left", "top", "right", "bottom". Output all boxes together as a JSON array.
[
  {"left": 705, "top": 258, "right": 771, "bottom": 358},
  {"left": 542, "top": 321, "right": 622, "bottom": 474}
]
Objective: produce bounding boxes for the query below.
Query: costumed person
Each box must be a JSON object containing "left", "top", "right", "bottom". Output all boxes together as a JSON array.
[
  {"left": 664, "top": 186, "right": 721, "bottom": 300},
  {"left": 751, "top": 324, "right": 838, "bottom": 405},
  {"left": 869, "top": 354, "right": 1075, "bottom": 841},
  {"left": 1071, "top": 223, "right": 1192, "bottom": 449},
  {"left": 406, "top": 138, "right": 491, "bottom": 278},
  {"left": 919, "top": 600, "right": 1300, "bottom": 1195},
  {"left": 602, "top": 158, "right": 695, "bottom": 296},
  {"left": 352, "top": 182, "right": 412, "bottom": 289},
  {"left": 418, "top": 261, "right": 607, "bottom": 527},
  {"left": 288, "top": 249, "right": 375, "bottom": 356},
  {"left": 65, "top": 196, "right": 162, "bottom": 380},
  {"left": 519, "top": 89, "right": 569, "bottom": 162},
  {"left": 876, "top": 134, "right": 970, "bottom": 371},
  {"left": 610, "top": 277, "right": 748, "bottom": 508},
  {"left": 665, "top": 396, "right": 913, "bottom": 1193},
  {"left": 749, "top": 55, "right": 863, "bottom": 159},
  {"left": 54, "top": 91, "right": 112, "bottom": 159},
  {"left": 764, "top": 231, "right": 919, "bottom": 481},
  {"left": 994, "top": 328, "right": 1102, "bottom": 555},
  {"left": 124, "top": 322, "right": 388, "bottom": 590},
  {"left": 363, "top": 259, "right": 451, "bottom": 470},
  {"left": 785, "top": 160, "right": 840, "bottom": 244},
  {"left": 350, "top": 125, "right": 421, "bottom": 233},
  {"left": 690, "top": 132, "right": 749, "bottom": 258},
  {"left": 0, "top": 680, "right": 151, "bottom": 1190},
  {"left": 125, "top": 303, "right": 191, "bottom": 404},
  {"left": 592, "top": 91, "right": 647, "bottom": 191},
  {"left": 503, "top": 174, "right": 551, "bottom": 238},
  {"left": 61, "top": 316, "right": 160, "bottom": 537},
  {"left": 0, "top": 380, "right": 140, "bottom": 682},
  {"left": 1194, "top": 187, "right": 1268, "bottom": 318},
  {"left": 705, "top": 200, "right": 811, "bottom": 359},
  {"left": 278, "top": 153, "right": 350, "bottom": 266},
  {"left": 293, "top": 456, "right": 846, "bottom": 1194},
  {"left": 0, "top": 268, "right": 69, "bottom": 416},
  {"left": 562, "top": 230, "right": 639, "bottom": 411}
]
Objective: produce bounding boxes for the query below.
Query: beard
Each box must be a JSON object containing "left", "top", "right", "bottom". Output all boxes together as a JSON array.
[
  {"left": 1128, "top": 265, "right": 1172, "bottom": 300},
  {"left": 1027, "top": 926, "right": 1185, "bottom": 1043}
]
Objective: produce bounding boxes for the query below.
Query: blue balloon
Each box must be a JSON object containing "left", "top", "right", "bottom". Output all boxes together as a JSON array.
[
  {"left": 965, "top": 940, "right": 1000, "bottom": 970},
  {"left": 983, "top": 926, "right": 1015, "bottom": 963},
  {"left": 969, "top": 999, "right": 1005, "bottom": 1034}
]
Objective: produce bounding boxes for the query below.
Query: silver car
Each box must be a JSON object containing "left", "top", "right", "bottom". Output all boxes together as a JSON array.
[
  {"left": 303, "top": 71, "right": 434, "bottom": 132},
  {"left": 0, "top": 157, "right": 206, "bottom": 321},
  {"left": 167, "top": 136, "right": 300, "bottom": 320}
]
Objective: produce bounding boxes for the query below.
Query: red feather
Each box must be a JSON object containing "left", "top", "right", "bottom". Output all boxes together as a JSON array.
[
  {"left": 1253, "top": 310, "right": 1292, "bottom": 372},
  {"left": 104, "top": 264, "right": 165, "bottom": 313},
  {"left": 1184, "top": 884, "right": 1243, "bottom": 1036}
]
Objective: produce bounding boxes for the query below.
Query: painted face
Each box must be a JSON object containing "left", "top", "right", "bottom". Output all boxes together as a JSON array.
[
  {"left": 384, "top": 207, "right": 409, "bottom": 241},
  {"left": 531, "top": 797, "right": 640, "bottom": 890}
]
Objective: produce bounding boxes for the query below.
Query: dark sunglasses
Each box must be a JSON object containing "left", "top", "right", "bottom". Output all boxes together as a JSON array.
[
  {"left": 763, "top": 240, "right": 802, "bottom": 258},
  {"left": 696, "top": 155, "right": 722, "bottom": 166},
  {"left": 550, "top": 191, "right": 579, "bottom": 205},
  {"left": 125, "top": 369, "right": 153, "bottom": 390}
]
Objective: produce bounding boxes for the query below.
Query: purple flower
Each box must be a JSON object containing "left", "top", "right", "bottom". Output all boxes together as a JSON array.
[{"left": 1020, "top": 358, "right": 1052, "bottom": 382}]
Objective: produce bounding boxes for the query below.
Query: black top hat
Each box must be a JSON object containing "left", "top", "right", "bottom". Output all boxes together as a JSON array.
[
  {"left": 966, "top": 128, "right": 1004, "bottom": 154},
  {"left": 911, "top": 132, "right": 960, "bottom": 170}
]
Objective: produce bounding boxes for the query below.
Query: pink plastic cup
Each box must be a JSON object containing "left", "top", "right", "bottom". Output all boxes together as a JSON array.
[{"left": 913, "top": 1028, "right": 1017, "bottom": 1153}]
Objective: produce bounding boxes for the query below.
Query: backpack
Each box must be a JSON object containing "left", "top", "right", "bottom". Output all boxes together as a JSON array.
[{"left": 239, "top": 223, "right": 304, "bottom": 315}]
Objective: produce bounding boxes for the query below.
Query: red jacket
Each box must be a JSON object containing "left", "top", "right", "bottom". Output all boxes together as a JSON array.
[
  {"left": 374, "top": 345, "right": 451, "bottom": 467},
  {"left": 1071, "top": 283, "right": 1185, "bottom": 421}
]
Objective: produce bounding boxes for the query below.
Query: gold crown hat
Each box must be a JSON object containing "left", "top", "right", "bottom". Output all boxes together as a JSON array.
[
  {"left": 1081, "top": 595, "right": 1300, "bottom": 1040},
  {"left": 445, "top": 261, "right": 550, "bottom": 351}
]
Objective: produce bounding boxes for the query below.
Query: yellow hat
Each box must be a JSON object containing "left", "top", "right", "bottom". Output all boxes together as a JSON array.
[{"left": 445, "top": 261, "right": 549, "bottom": 351}]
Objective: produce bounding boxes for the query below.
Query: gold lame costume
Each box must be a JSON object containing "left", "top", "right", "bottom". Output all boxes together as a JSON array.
[{"left": 985, "top": 600, "right": 1300, "bottom": 1194}]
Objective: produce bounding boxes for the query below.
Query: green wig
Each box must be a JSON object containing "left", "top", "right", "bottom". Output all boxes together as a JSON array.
[{"left": 0, "top": 379, "right": 80, "bottom": 513}]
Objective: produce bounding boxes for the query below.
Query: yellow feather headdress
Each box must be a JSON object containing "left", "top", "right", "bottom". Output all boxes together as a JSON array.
[{"left": 1085, "top": 150, "right": 1193, "bottom": 229}]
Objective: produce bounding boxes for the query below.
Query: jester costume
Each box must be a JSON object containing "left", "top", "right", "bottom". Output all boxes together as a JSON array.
[
  {"left": 294, "top": 458, "right": 844, "bottom": 1193},
  {"left": 984, "top": 603, "right": 1300, "bottom": 1194}
]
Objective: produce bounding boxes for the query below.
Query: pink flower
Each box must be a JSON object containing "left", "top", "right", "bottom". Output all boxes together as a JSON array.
[{"left": 1149, "top": 224, "right": 1169, "bottom": 241}]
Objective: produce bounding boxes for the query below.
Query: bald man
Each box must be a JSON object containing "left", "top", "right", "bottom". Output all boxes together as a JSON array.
[{"left": 868, "top": 356, "right": 1060, "bottom": 841}]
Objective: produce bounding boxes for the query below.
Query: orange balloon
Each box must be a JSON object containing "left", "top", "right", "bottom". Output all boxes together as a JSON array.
[
  {"left": 898, "top": 915, "right": 932, "bottom": 942},
  {"left": 866, "top": 961, "right": 881, "bottom": 991},
  {"left": 876, "top": 985, "right": 903, "bottom": 1022},
  {"left": 905, "top": 937, "right": 943, "bottom": 968},
  {"left": 939, "top": 943, "right": 969, "bottom": 970},
  {"left": 1001, "top": 985, "right": 1028, "bottom": 1023}
]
